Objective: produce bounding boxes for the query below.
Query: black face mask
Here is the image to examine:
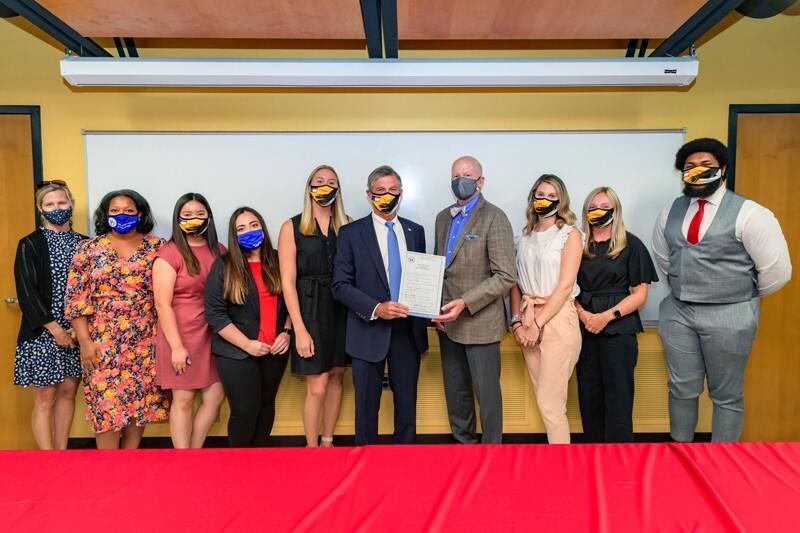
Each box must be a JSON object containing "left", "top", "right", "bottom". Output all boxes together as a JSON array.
[{"left": 587, "top": 208, "right": 614, "bottom": 227}]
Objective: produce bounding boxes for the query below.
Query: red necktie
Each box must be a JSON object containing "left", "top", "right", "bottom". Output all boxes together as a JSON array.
[{"left": 686, "top": 199, "right": 708, "bottom": 245}]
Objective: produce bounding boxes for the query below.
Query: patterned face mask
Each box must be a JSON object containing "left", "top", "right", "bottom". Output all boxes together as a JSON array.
[
  {"left": 41, "top": 207, "right": 72, "bottom": 226},
  {"left": 310, "top": 185, "right": 339, "bottom": 207},
  {"left": 682, "top": 166, "right": 722, "bottom": 185},
  {"left": 178, "top": 217, "right": 209, "bottom": 235},
  {"left": 371, "top": 192, "right": 401, "bottom": 215},
  {"left": 587, "top": 208, "right": 614, "bottom": 228},
  {"left": 533, "top": 197, "right": 559, "bottom": 218}
]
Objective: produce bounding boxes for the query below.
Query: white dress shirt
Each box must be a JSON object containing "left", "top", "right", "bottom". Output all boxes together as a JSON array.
[
  {"left": 652, "top": 186, "right": 792, "bottom": 296},
  {"left": 370, "top": 212, "right": 408, "bottom": 318}
]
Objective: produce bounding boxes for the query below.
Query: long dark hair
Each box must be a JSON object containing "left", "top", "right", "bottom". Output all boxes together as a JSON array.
[
  {"left": 223, "top": 207, "right": 281, "bottom": 305},
  {"left": 171, "top": 192, "right": 221, "bottom": 276},
  {"left": 93, "top": 189, "right": 155, "bottom": 235}
]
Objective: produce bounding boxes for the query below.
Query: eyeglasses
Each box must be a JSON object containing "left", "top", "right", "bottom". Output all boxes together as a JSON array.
[{"left": 36, "top": 179, "right": 67, "bottom": 190}]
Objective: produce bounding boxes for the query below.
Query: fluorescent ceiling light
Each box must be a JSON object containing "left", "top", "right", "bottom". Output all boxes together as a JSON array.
[{"left": 60, "top": 57, "right": 699, "bottom": 88}]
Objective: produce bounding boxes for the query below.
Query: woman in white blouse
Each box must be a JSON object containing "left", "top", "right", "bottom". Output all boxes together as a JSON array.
[{"left": 510, "top": 174, "right": 583, "bottom": 444}]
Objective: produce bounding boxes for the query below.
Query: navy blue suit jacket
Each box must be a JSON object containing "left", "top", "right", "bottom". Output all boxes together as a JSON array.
[{"left": 332, "top": 214, "right": 429, "bottom": 362}]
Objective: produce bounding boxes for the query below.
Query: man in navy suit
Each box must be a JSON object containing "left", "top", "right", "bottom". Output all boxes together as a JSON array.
[{"left": 332, "top": 165, "right": 429, "bottom": 445}]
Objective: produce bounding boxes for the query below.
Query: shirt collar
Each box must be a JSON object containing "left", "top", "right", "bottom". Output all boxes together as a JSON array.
[
  {"left": 691, "top": 184, "right": 726, "bottom": 207},
  {"left": 372, "top": 211, "right": 398, "bottom": 227},
  {"left": 453, "top": 193, "right": 481, "bottom": 216}
]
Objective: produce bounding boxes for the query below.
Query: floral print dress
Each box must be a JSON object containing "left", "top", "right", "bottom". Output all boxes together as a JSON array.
[{"left": 64, "top": 234, "right": 170, "bottom": 433}]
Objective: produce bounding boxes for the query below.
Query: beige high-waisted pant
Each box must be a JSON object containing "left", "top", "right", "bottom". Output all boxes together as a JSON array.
[{"left": 520, "top": 294, "right": 582, "bottom": 444}]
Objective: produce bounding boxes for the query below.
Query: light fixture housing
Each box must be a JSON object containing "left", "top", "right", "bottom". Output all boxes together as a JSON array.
[{"left": 60, "top": 56, "right": 699, "bottom": 88}]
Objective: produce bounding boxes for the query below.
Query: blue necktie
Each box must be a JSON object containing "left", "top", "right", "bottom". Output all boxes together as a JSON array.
[{"left": 386, "top": 221, "right": 402, "bottom": 301}]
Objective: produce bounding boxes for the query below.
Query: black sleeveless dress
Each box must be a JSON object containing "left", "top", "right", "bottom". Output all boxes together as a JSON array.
[{"left": 290, "top": 214, "right": 348, "bottom": 375}]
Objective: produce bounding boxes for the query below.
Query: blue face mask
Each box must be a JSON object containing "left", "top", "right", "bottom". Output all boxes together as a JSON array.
[
  {"left": 41, "top": 207, "right": 72, "bottom": 226},
  {"left": 237, "top": 229, "right": 264, "bottom": 251},
  {"left": 107, "top": 213, "right": 140, "bottom": 234}
]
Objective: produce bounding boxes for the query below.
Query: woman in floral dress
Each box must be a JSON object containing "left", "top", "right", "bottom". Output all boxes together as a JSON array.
[{"left": 65, "top": 189, "right": 169, "bottom": 449}]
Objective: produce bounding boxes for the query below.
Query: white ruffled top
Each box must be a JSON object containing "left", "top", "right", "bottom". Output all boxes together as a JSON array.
[{"left": 515, "top": 224, "right": 582, "bottom": 298}]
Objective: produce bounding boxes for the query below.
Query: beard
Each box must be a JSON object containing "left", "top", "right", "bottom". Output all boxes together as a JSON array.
[{"left": 683, "top": 178, "right": 724, "bottom": 198}]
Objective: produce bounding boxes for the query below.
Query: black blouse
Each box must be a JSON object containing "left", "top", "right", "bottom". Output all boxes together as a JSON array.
[{"left": 577, "top": 232, "right": 659, "bottom": 335}]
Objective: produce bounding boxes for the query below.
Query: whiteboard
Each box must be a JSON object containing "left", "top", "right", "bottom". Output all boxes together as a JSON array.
[{"left": 84, "top": 130, "right": 684, "bottom": 323}]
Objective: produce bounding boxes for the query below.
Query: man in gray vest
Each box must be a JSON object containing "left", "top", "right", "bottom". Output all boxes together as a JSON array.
[{"left": 652, "top": 138, "right": 791, "bottom": 442}]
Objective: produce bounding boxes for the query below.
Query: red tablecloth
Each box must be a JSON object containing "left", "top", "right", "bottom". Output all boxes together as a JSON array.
[{"left": 1, "top": 442, "right": 799, "bottom": 532}]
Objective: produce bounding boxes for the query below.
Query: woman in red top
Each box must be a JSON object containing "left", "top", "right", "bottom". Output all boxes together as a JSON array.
[
  {"left": 204, "top": 207, "right": 292, "bottom": 447},
  {"left": 154, "top": 193, "right": 225, "bottom": 448}
]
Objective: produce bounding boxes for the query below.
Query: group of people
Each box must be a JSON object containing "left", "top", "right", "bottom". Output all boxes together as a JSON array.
[{"left": 13, "top": 137, "right": 791, "bottom": 449}]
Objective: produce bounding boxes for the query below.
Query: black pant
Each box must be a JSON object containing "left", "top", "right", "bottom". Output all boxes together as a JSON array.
[
  {"left": 576, "top": 332, "right": 638, "bottom": 443},
  {"left": 215, "top": 353, "right": 288, "bottom": 447},
  {"left": 351, "top": 319, "right": 420, "bottom": 446}
]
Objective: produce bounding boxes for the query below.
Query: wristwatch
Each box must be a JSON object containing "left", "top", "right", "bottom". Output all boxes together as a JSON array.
[
  {"left": 282, "top": 327, "right": 293, "bottom": 336},
  {"left": 612, "top": 307, "right": 622, "bottom": 320},
  {"left": 510, "top": 314, "right": 522, "bottom": 330}
]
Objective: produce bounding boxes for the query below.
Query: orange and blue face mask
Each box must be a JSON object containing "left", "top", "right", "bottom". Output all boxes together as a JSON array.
[{"left": 310, "top": 185, "right": 339, "bottom": 207}]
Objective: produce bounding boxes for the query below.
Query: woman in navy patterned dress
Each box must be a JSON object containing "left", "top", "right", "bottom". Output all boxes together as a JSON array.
[{"left": 13, "top": 181, "right": 84, "bottom": 449}]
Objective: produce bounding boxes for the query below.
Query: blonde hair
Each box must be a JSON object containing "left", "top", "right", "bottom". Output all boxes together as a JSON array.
[
  {"left": 35, "top": 182, "right": 74, "bottom": 210},
  {"left": 524, "top": 174, "right": 577, "bottom": 234},
  {"left": 299, "top": 164, "right": 349, "bottom": 236},
  {"left": 582, "top": 186, "right": 628, "bottom": 260}
]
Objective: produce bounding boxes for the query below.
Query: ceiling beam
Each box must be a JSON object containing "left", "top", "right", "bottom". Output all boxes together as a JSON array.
[
  {"left": 650, "top": 0, "right": 745, "bottom": 57},
  {"left": 0, "top": 0, "right": 111, "bottom": 57}
]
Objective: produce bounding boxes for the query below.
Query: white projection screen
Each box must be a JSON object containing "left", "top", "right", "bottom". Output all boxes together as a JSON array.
[{"left": 84, "top": 129, "right": 685, "bottom": 323}]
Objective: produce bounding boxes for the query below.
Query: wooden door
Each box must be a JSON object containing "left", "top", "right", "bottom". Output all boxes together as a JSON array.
[
  {"left": 735, "top": 112, "right": 800, "bottom": 441},
  {"left": 0, "top": 114, "right": 38, "bottom": 449}
]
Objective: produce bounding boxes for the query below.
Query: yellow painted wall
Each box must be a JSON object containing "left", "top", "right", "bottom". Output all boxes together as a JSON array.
[
  {"left": 1, "top": 14, "right": 799, "bottom": 233},
  {"left": 1, "top": 13, "right": 798, "bottom": 439}
]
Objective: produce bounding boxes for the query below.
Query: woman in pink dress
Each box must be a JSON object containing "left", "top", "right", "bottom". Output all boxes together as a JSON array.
[{"left": 153, "top": 193, "right": 225, "bottom": 448}]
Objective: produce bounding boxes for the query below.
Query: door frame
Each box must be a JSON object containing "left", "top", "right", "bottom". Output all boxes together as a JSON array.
[
  {"left": 0, "top": 105, "right": 43, "bottom": 186},
  {"left": 727, "top": 104, "right": 800, "bottom": 191}
]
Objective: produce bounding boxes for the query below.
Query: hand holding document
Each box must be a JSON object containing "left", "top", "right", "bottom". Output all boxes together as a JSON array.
[{"left": 398, "top": 252, "right": 445, "bottom": 319}]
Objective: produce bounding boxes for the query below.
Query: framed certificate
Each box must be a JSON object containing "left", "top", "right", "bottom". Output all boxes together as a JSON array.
[{"left": 398, "top": 252, "right": 446, "bottom": 319}]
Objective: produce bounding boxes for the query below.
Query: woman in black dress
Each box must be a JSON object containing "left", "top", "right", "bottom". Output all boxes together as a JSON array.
[
  {"left": 574, "top": 186, "right": 659, "bottom": 443},
  {"left": 13, "top": 181, "right": 84, "bottom": 449},
  {"left": 278, "top": 165, "right": 350, "bottom": 447}
]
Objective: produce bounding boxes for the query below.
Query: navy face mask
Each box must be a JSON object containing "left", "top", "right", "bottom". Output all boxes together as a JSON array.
[
  {"left": 237, "top": 229, "right": 264, "bottom": 251},
  {"left": 41, "top": 207, "right": 72, "bottom": 226},
  {"left": 107, "top": 213, "right": 139, "bottom": 234}
]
